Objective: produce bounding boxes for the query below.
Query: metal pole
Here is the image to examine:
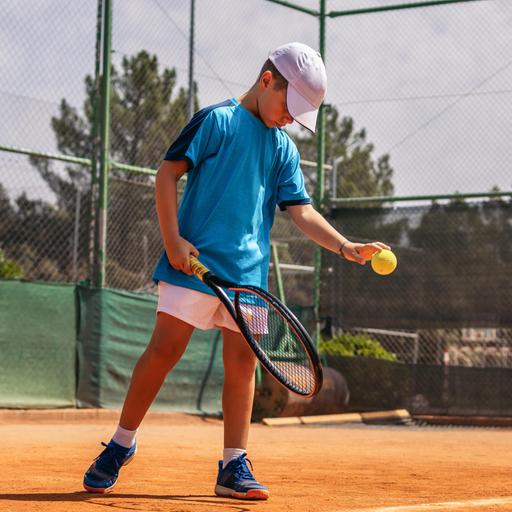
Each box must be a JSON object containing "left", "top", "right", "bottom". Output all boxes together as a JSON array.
[
  {"left": 271, "top": 242, "right": 286, "bottom": 304},
  {"left": 328, "top": 0, "right": 488, "bottom": 18},
  {"left": 331, "top": 155, "right": 344, "bottom": 201},
  {"left": 313, "top": 0, "right": 327, "bottom": 345},
  {"left": 329, "top": 190, "right": 512, "bottom": 206},
  {"left": 264, "top": 0, "right": 319, "bottom": 16},
  {"left": 0, "top": 145, "right": 91, "bottom": 165},
  {"left": 413, "top": 334, "right": 419, "bottom": 365},
  {"left": 89, "top": 0, "right": 103, "bottom": 286},
  {"left": 142, "top": 234, "right": 149, "bottom": 285},
  {"left": 95, "top": 0, "right": 113, "bottom": 288},
  {"left": 316, "top": 0, "right": 326, "bottom": 208},
  {"left": 72, "top": 187, "right": 82, "bottom": 282},
  {"left": 187, "top": 0, "right": 196, "bottom": 121}
]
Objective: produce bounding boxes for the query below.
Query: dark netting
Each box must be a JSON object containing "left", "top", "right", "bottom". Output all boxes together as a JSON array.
[
  {"left": 268, "top": 212, "right": 317, "bottom": 309},
  {"left": 0, "top": 154, "right": 93, "bottom": 284},
  {"left": 322, "top": 199, "right": 512, "bottom": 330},
  {"left": 318, "top": 199, "right": 512, "bottom": 417},
  {"left": 106, "top": 175, "right": 159, "bottom": 291},
  {"left": 106, "top": 175, "right": 187, "bottom": 291}
]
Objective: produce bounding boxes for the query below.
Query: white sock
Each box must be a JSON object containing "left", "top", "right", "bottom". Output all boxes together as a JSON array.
[
  {"left": 222, "top": 448, "right": 246, "bottom": 469},
  {"left": 112, "top": 425, "right": 137, "bottom": 448}
]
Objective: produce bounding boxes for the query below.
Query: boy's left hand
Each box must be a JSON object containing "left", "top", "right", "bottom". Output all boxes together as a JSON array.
[{"left": 341, "top": 241, "right": 390, "bottom": 265}]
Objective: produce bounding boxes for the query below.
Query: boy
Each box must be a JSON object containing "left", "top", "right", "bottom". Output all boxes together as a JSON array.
[{"left": 83, "top": 42, "right": 389, "bottom": 500}]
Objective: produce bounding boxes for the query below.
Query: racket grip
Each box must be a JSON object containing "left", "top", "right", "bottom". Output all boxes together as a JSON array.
[{"left": 189, "top": 256, "right": 210, "bottom": 281}]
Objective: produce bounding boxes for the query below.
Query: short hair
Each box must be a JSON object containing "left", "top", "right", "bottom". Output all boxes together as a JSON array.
[{"left": 258, "top": 59, "right": 288, "bottom": 90}]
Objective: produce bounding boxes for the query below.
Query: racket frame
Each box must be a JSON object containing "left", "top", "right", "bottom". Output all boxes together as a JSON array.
[{"left": 190, "top": 257, "right": 323, "bottom": 397}]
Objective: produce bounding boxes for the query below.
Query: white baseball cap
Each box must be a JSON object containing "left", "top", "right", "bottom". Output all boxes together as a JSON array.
[{"left": 269, "top": 42, "right": 327, "bottom": 133}]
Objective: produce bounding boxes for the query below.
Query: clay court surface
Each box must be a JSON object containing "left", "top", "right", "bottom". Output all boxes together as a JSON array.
[{"left": 1, "top": 410, "right": 512, "bottom": 512}]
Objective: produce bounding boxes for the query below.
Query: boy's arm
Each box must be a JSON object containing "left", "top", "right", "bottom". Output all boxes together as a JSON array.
[
  {"left": 286, "top": 204, "right": 389, "bottom": 264},
  {"left": 155, "top": 160, "right": 198, "bottom": 275}
]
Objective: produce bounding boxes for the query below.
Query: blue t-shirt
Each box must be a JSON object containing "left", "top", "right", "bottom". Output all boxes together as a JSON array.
[{"left": 152, "top": 98, "right": 311, "bottom": 296}]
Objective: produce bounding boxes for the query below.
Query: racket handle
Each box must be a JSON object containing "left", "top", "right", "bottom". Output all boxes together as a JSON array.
[{"left": 189, "top": 256, "right": 210, "bottom": 281}]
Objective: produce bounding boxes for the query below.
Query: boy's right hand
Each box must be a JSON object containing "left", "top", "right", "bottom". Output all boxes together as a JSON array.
[{"left": 166, "top": 236, "right": 199, "bottom": 276}]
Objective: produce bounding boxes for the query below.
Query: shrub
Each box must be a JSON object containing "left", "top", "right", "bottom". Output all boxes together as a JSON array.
[
  {"left": 319, "top": 333, "right": 396, "bottom": 361},
  {"left": 0, "top": 249, "right": 24, "bottom": 279}
]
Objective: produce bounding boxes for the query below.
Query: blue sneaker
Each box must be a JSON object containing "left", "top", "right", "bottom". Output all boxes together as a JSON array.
[
  {"left": 215, "top": 453, "right": 269, "bottom": 500},
  {"left": 83, "top": 440, "right": 137, "bottom": 493}
]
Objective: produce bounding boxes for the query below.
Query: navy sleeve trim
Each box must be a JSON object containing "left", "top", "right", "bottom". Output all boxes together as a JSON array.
[
  {"left": 278, "top": 198, "right": 312, "bottom": 211},
  {"left": 163, "top": 99, "right": 232, "bottom": 169}
]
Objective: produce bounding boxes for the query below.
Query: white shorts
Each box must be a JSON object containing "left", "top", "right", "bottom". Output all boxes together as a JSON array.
[{"left": 157, "top": 282, "right": 269, "bottom": 334}]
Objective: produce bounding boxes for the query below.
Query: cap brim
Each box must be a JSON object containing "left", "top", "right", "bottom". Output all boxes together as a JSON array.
[{"left": 287, "top": 84, "right": 319, "bottom": 133}]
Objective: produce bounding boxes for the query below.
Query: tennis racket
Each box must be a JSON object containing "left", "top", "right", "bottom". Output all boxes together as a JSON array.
[{"left": 189, "top": 256, "right": 323, "bottom": 397}]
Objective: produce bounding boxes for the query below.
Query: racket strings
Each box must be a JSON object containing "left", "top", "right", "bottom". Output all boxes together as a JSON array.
[{"left": 235, "top": 290, "right": 316, "bottom": 395}]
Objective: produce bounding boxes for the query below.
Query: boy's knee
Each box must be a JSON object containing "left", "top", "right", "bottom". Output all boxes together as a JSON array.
[
  {"left": 146, "top": 335, "right": 187, "bottom": 363},
  {"left": 224, "top": 353, "right": 258, "bottom": 378},
  {"left": 147, "top": 342, "right": 173, "bottom": 361},
  {"left": 148, "top": 316, "right": 193, "bottom": 361}
]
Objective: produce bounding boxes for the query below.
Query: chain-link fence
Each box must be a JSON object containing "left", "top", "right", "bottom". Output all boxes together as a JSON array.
[
  {"left": 325, "top": 326, "right": 512, "bottom": 368},
  {"left": 0, "top": 152, "right": 92, "bottom": 282},
  {"left": 325, "top": 0, "right": 512, "bottom": 201},
  {"left": 2, "top": 1, "right": 512, "bottom": 399},
  {"left": 3, "top": 1, "right": 510, "bottom": 277}
]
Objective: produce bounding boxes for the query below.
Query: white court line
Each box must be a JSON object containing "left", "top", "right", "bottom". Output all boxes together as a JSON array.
[{"left": 333, "top": 496, "right": 512, "bottom": 512}]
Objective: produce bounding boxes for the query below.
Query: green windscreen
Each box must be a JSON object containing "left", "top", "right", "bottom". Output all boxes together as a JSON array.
[
  {"left": 75, "top": 285, "right": 224, "bottom": 413},
  {"left": 0, "top": 280, "right": 76, "bottom": 408}
]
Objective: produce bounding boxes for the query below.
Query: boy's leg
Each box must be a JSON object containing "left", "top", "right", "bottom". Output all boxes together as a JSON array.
[
  {"left": 215, "top": 327, "right": 269, "bottom": 500},
  {"left": 221, "top": 327, "right": 258, "bottom": 449},
  {"left": 119, "top": 312, "right": 195, "bottom": 430},
  {"left": 83, "top": 312, "right": 195, "bottom": 493}
]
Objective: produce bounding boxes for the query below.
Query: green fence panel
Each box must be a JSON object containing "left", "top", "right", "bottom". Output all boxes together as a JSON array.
[
  {"left": 76, "top": 285, "right": 223, "bottom": 414},
  {"left": 0, "top": 280, "right": 76, "bottom": 408}
]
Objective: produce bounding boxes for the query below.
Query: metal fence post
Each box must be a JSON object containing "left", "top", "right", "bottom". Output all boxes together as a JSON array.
[
  {"left": 88, "top": 0, "right": 103, "bottom": 285},
  {"left": 94, "top": 0, "right": 113, "bottom": 288},
  {"left": 72, "top": 187, "right": 81, "bottom": 282},
  {"left": 313, "top": 0, "right": 327, "bottom": 344},
  {"left": 187, "top": 0, "right": 196, "bottom": 121}
]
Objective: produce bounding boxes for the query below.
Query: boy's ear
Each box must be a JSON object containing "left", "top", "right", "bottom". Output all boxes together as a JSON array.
[{"left": 259, "top": 70, "right": 273, "bottom": 90}]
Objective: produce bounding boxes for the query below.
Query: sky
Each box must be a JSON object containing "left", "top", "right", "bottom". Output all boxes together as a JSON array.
[{"left": 1, "top": 0, "right": 511, "bottom": 204}]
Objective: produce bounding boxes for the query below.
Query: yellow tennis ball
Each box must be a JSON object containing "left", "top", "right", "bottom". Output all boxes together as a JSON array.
[{"left": 371, "top": 249, "right": 397, "bottom": 276}]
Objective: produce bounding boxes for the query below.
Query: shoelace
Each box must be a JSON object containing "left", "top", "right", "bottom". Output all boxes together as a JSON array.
[
  {"left": 94, "top": 441, "right": 125, "bottom": 473},
  {"left": 233, "top": 456, "right": 256, "bottom": 481}
]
